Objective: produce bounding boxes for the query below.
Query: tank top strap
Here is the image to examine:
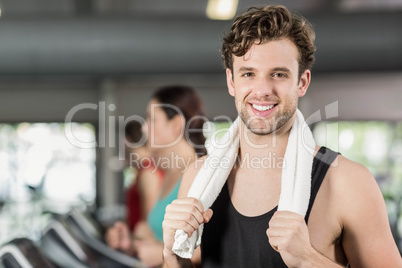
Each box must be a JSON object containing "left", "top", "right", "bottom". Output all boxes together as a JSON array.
[{"left": 305, "top": 146, "right": 340, "bottom": 223}]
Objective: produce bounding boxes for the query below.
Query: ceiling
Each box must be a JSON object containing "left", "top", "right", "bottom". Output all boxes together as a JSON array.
[
  {"left": 1, "top": 0, "right": 402, "bottom": 17},
  {"left": 0, "top": 0, "right": 401, "bottom": 76}
]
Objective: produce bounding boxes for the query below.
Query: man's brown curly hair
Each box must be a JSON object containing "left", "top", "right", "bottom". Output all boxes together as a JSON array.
[{"left": 221, "top": 5, "right": 316, "bottom": 80}]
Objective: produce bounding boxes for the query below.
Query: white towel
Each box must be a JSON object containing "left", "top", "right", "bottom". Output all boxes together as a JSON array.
[{"left": 172, "top": 109, "right": 316, "bottom": 258}]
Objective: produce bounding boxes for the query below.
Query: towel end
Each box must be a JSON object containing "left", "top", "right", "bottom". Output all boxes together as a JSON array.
[{"left": 172, "top": 230, "right": 196, "bottom": 259}]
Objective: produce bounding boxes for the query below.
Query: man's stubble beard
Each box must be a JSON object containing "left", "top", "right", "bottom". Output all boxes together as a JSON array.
[{"left": 237, "top": 96, "right": 298, "bottom": 136}]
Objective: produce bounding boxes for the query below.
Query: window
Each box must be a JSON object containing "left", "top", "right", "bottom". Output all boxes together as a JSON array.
[{"left": 0, "top": 122, "right": 96, "bottom": 244}]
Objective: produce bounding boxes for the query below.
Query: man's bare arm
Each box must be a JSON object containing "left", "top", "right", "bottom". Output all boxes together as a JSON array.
[
  {"left": 333, "top": 156, "right": 401, "bottom": 267},
  {"left": 162, "top": 157, "right": 210, "bottom": 268},
  {"left": 162, "top": 249, "right": 194, "bottom": 268}
]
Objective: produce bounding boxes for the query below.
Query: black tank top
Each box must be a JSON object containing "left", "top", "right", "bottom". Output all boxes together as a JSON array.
[{"left": 201, "top": 147, "right": 339, "bottom": 268}]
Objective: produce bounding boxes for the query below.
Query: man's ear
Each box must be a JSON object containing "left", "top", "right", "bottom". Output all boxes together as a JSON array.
[
  {"left": 226, "top": 69, "right": 235, "bottom": 97},
  {"left": 298, "top": 69, "right": 311, "bottom": 97}
]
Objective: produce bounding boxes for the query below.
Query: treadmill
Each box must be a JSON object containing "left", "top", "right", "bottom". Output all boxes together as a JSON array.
[
  {"left": 0, "top": 237, "right": 54, "bottom": 268},
  {"left": 63, "top": 209, "right": 146, "bottom": 268}
]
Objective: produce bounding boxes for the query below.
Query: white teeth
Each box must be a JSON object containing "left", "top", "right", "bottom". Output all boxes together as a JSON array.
[{"left": 252, "top": 104, "right": 274, "bottom": 111}]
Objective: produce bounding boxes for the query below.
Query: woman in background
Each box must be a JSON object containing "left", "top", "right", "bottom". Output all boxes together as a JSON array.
[
  {"left": 106, "top": 121, "right": 163, "bottom": 255},
  {"left": 106, "top": 85, "right": 207, "bottom": 267},
  {"left": 125, "top": 121, "right": 164, "bottom": 233}
]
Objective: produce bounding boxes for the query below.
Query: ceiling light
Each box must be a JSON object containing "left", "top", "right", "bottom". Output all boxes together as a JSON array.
[{"left": 206, "top": 0, "right": 238, "bottom": 20}]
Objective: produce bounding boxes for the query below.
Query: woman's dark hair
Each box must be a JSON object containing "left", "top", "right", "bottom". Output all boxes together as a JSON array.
[
  {"left": 152, "top": 85, "right": 207, "bottom": 157},
  {"left": 125, "top": 120, "right": 143, "bottom": 144}
]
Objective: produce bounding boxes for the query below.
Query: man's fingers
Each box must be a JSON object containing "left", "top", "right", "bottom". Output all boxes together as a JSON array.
[
  {"left": 164, "top": 210, "right": 203, "bottom": 231},
  {"left": 170, "top": 198, "right": 204, "bottom": 211},
  {"left": 266, "top": 227, "right": 289, "bottom": 252},
  {"left": 163, "top": 217, "right": 198, "bottom": 238},
  {"left": 163, "top": 199, "right": 213, "bottom": 239},
  {"left": 267, "top": 211, "right": 309, "bottom": 254},
  {"left": 166, "top": 198, "right": 205, "bottom": 224},
  {"left": 269, "top": 211, "right": 304, "bottom": 231},
  {"left": 269, "top": 218, "right": 299, "bottom": 229},
  {"left": 268, "top": 236, "right": 283, "bottom": 252},
  {"left": 266, "top": 226, "right": 293, "bottom": 241},
  {"left": 203, "top": 209, "right": 213, "bottom": 223},
  {"left": 171, "top": 197, "right": 204, "bottom": 212},
  {"left": 271, "top": 210, "right": 304, "bottom": 220}
]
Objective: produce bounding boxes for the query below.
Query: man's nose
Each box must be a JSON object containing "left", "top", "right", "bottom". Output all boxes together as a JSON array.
[{"left": 255, "top": 77, "right": 273, "bottom": 97}]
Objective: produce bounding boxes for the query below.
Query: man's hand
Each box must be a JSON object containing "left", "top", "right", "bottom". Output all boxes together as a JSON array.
[
  {"left": 267, "top": 211, "right": 313, "bottom": 268},
  {"left": 162, "top": 197, "right": 213, "bottom": 259},
  {"left": 105, "top": 221, "right": 134, "bottom": 255}
]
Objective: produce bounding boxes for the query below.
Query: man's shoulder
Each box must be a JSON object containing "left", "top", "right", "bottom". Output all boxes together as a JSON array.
[
  {"left": 325, "top": 152, "right": 374, "bottom": 186},
  {"left": 322, "top": 150, "right": 382, "bottom": 216},
  {"left": 318, "top": 148, "right": 375, "bottom": 195}
]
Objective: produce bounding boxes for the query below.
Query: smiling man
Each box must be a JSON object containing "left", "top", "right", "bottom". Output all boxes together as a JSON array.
[
  {"left": 229, "top": 38, "right": 306, "bottom": 137},
  {"left": 162, "top": 5, "right": 402, "bottom": 268}
]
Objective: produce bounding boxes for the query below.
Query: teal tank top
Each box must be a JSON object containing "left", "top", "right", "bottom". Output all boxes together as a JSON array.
[{"left": 147, "top": 179, "right": 181, "bottom": 241}]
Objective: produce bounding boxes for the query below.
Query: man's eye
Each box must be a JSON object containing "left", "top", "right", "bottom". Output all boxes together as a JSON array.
[
  {"left": 274, "top": 73, "right": 286, "bottom": 78},
  {"left": 242, "top": 73, "right": 253, "bottom": 77}
]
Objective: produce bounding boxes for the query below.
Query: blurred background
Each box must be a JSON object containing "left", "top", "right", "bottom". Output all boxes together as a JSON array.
[{"left": 0, "top": 0, "right": 401, "bottom": 257}]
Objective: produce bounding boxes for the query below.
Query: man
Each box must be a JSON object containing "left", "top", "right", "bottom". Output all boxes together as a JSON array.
[{"left": 162, "top": 5, "right": 402, "bottom": 267}]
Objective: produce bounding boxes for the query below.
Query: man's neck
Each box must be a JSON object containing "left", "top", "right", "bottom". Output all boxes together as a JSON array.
[{"left": 238, "top": 115, "right": 295, "bottom": 162}]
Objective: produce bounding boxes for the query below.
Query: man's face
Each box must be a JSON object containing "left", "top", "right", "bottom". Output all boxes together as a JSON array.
[{"left": 226, "top": 38, "right": 310, "bottom": 135}]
